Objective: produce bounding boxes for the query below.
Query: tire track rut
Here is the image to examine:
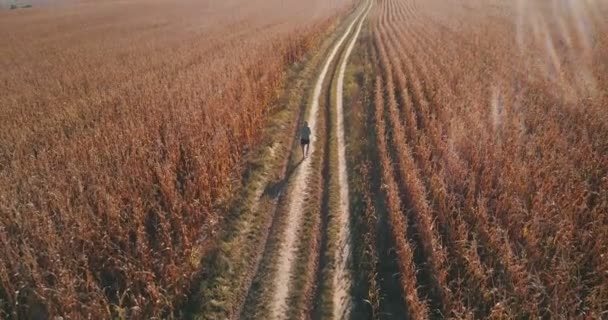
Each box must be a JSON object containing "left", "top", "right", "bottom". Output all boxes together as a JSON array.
[
  {"left": 332, "top": 2, "right": 372, "bottom": 318},
  {"left": 256, "top": 2, "right": 372, "bottom": 319}
]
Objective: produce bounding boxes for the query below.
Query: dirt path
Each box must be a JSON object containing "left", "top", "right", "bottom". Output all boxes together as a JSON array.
[
  {"left": 331, "top": 2, "right": 372, "bottom": 319},
  {"left": 268, "top": 3, "right": 371, "bottom": 319}
]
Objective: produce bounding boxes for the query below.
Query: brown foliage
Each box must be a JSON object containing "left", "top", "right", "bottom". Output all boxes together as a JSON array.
[
  {"left": 373, "top": 74, "right": 429, "bottom": 318},
  {"left": 0, "top": 0, "right": 350, "bottom": 318},
  {"left": 369, "top": 0, "right": 608, "bottom": 318}
]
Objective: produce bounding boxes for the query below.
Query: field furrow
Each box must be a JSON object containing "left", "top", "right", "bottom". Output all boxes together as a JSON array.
[
  {"left": 372, "top": 73, "right": 429, "bottom": 319},
  {"left": 360, "top": 0, "right": 606, "bottom": 318},
  {"left": 380, "top": 11, "right": 504, "bottom": 317},
  {"left": 376, "top": 33, "right": 447, "bottom": 320},
  {"left": 395, "top": 7, "right": 548, "bottom": 316}
]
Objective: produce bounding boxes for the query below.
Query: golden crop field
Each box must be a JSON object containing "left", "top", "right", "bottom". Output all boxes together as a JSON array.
[
  {"left": 0, "top": 0, "right": 351, "bottom": 318},
  {"left": 1, "top": 0, "right": 607, "bottom": 319},
  {"left": 359, "top": 0, "right": 608, "bottom": 318}
]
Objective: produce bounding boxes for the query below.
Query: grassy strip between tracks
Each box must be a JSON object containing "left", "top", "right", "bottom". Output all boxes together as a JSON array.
[
  {"left": 310, "top": 24, "right": 354, "bottom": 320},
  {"left": 341, "top": 21, "right": 383, "bottom": 320}
]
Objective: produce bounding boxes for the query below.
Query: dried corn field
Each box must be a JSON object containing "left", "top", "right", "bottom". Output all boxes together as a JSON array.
[
  {"left": 2, "top": 0, "right": 608, "bottom": 319},
  {"left": 351, "top": 0, "right": 608, "bottom": 318},
  {"left": 0, "top": 0, "right": 351, "bottom": 318}
]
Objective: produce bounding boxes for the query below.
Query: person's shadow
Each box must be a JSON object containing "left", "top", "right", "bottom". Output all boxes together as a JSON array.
[{"left": 262, "top": 157, "right": 304, "bottom": 199}]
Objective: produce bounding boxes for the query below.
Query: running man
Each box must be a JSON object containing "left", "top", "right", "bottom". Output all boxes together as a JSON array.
[{"left": 300, "top": 121, "right": 311, "bottom": 159}]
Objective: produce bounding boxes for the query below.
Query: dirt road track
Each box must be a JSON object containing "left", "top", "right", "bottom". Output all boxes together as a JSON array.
[
  {"left": 332, "top": 1, "right": 372, "bottom": 318},
  {"left": 265, "top": 1, "right": 372, "bottom": 319}
]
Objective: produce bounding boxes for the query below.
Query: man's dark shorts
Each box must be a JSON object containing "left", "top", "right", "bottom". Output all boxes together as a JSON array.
[{"left": 300, "top": 139, "right": 310, "bottom": 145}]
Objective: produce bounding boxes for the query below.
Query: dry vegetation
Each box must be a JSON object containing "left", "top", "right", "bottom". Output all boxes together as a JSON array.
[
  {"left": 0, "top": 0, "right": 350, "bottom": 318},
  {"left": 2, "top": 0, "right": 608, "bottom": 318},
  {"left": 357, "top": 0, "right": 608, "bottom": 318}
]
